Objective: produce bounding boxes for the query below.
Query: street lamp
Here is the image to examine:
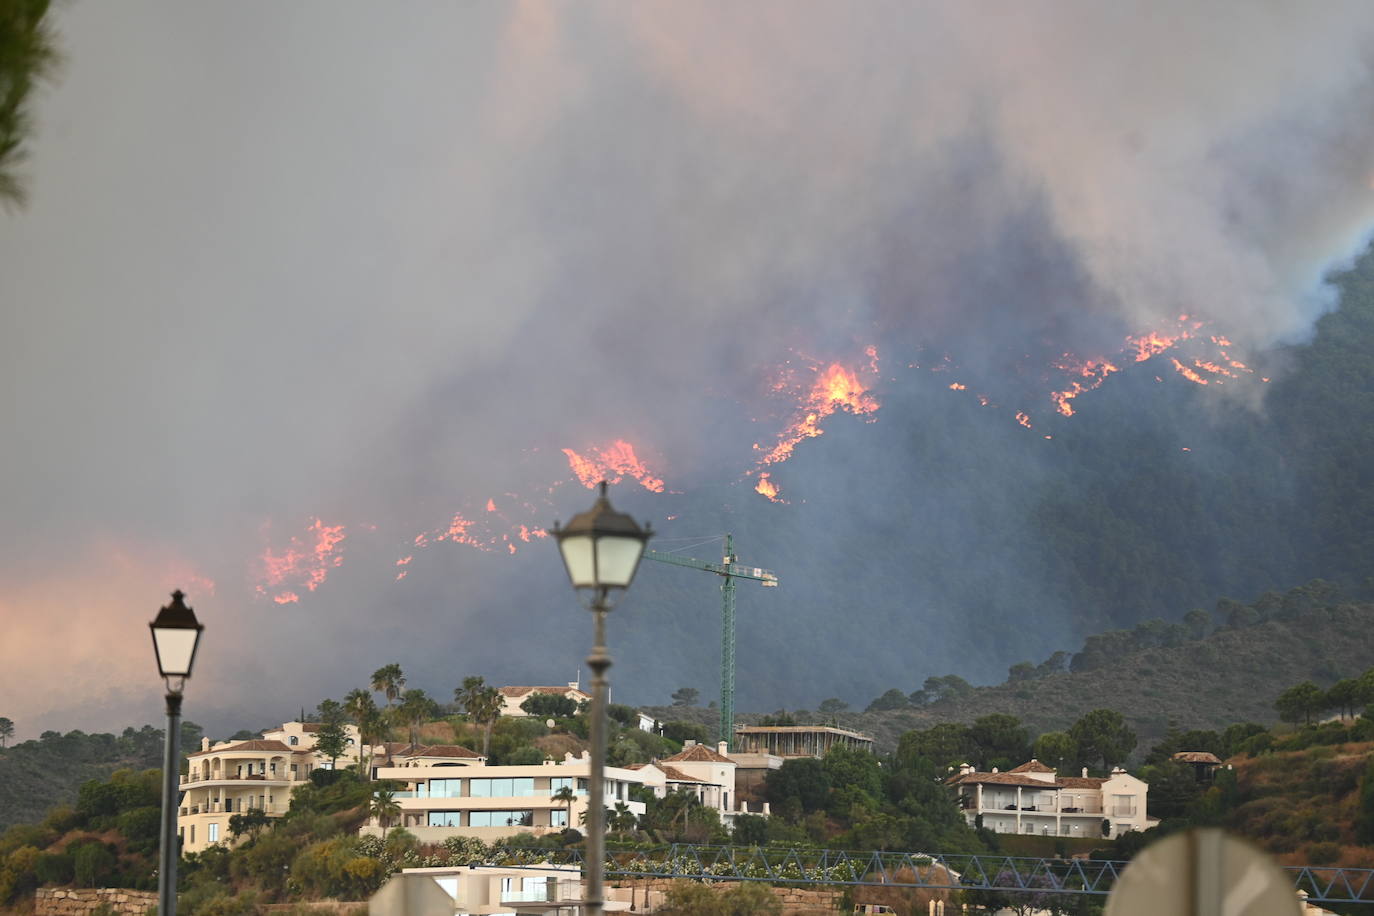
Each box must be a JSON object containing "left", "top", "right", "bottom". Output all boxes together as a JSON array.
[
  {"left": 553, "top": 481, "right": 651, "bottom": 916},
  {"left": 150, "top": 590, "right": 203, "bottom": 916}
]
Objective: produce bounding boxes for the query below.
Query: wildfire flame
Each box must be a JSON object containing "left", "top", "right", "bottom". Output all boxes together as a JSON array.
[
  {"left": 1170, "top": 358, "right": 1209, "bottom": 385},
  {"left": 255, "top": 518, "right": 346, "bottom": 604},
  {"left": 755, "top": 472, "right": 783, "bottom": 503},
  {"left": 1050, "top": 357, "right": 1121, "bottom": 417},
  {"left": 562, "top": 440, "right": 666, "bottom": 492},
  {"left": 753, "top": 351, "right": 881, "bottom": 470}
]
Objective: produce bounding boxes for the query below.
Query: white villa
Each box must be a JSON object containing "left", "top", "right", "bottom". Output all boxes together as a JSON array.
[
  {"left": 627, "top": 741, "right": 768, "bottom": 825},
  {"left": 948, "top": 760, "right": 1152, "bottom": 838},
  {"left": 178, "top": 721, "right": 361, "bottom": 853},
  {"left": 497, "top": 683, "right": 592, "bottom": 718}
]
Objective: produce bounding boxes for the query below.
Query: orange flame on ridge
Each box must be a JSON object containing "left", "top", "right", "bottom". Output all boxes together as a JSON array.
[
  {"left": 755, "top": 472, "right": 783, "bottom": 503},
  {"left": 255, "top": 518, "right": 347, "bottom": 604},
  {"left": 754, "top": 351, "right": 881, "bottom": 470},
  {"left": 562, "top": 440, "right": 666, "bottom": 492}
]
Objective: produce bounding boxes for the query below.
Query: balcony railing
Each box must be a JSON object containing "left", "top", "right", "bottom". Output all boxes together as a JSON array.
[
  {"left": 181, "top": 772, "right": 296, "bottom": 785},
  {"left": 969, "top": 798, "right": 1106, "bottom": 816}
]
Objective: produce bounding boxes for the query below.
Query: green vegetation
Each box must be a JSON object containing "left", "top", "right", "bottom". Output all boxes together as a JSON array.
[
  {"left": 0, "top": 0, "right": 61, "bottom": 208},
  {"left": 0, "top": 723, "right": 200, "bottom": 831},
  {"left": 821, "top": 593, "right": 1374, "bottom": 755}
]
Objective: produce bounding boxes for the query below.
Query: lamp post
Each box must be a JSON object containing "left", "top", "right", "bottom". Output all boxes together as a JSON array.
[
  {"left": 553, "top": 481, "right": 651, "bottom": 916},
  {"left": 150, "top": 590, "right": 203, "bottom": 916}
]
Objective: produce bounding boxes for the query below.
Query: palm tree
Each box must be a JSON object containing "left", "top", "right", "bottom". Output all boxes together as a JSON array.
[
  {"left": 552, "top": 785, "right": 577, "bottom": 831},
  {"left": 455, "top": 676, "right": 503, "bottom": 757},
  {"left": 0, "top": 717, "right": 13, "bottom": 749},
  {"left": 0, "top": 3, "right": 60, "bottom": 209},
  {"left": 371, "top": 664, "right": 406, "bottom": 708},
  {"left": 344, "top": 688, "right": 379, "bottom": 778},
  {"left": 396, "top": 689, "right": 438, "bottom": 747},
  {"left": 369, "top": 788, "right": 401, "bottom": 840},
  {"left": 611, "top": 801, "right": 638, "bottom": 836}
]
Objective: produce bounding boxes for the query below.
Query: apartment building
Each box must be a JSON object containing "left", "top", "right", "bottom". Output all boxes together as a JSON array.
[
  {"left": 947, "top": 759, "right": 1152, "bottom": 838},
  {"left": 365, "top": 751, "right": 649, "bottom": 844}
]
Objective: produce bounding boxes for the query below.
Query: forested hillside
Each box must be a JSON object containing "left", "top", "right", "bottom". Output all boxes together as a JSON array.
[
  {"left": 0, "top": 725, "right": 199, "bottom": 831},
  {"left": 704, "top": 594, "right": 1374, "bottom": 756}
]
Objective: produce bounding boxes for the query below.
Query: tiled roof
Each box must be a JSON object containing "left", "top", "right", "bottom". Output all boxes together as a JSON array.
[
  {"left": 189, "top": 739, "right": 294, "bottom": 758},
  {"left": 1172, "top": 751, "right": 1222, "bottom": 764},
  {"left": 1057, "top": 776, "right": 1107, "bottom": 789},
  {"left": 499, "top": 686, "right": 589, "bottom": 697},
  {"left": 663, "top": 744, "right": 734, "bottom": 764},
  {"left": 949, "top": 772, "right": 1060, "bottom": 788},
  {"left": 659, "top": 765, "right": 707, "bottom": 783},
  {"left": 301, "top": 724, "right": 321, "bottom": 733},
  {"left": 1008, "top": 760, "right": 1056, "bottom": 774}
]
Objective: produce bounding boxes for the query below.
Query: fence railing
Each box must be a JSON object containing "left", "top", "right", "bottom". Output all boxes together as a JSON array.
[{"left": 467, "top": 843, "right": 1374, "bottom": 905}]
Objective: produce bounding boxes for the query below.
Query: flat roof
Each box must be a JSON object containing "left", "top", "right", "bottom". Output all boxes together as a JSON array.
[{"left": 734, "top": 725, "right": 873, "bottom": 742}]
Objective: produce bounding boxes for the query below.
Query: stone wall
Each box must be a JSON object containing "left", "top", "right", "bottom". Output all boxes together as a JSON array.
[
  {"left": 35, "top": 888, "right": 157, "bottom": 916},
  {"left": 609, "top": 877, "right": 846, "bottom": 914}
]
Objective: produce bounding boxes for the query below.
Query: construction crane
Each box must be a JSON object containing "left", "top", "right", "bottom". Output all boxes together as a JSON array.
[{"left": 644, "top": 534, "right": 778, "bottom": 750}]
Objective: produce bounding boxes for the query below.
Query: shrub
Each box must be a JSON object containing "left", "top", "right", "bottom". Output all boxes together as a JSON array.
[
  {"left": 33, "top": 851, "right": 75, "bottom": 885},
  {"left": 1306, "top": 842, "right": 1343, "bottom": 866},
  {"left": 72, "top": 842, "right": 116, "bottom": 887}
]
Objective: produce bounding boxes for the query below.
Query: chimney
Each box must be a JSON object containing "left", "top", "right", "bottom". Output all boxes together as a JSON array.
[
  {"left": 958, "top": 762, "right": 974, "bottom": 776},
  {"left": 717, "top": 741, "right": 729, "bottom": 758},
  {"left": 685, "top": 739, "right": 697, "bottom": 748},
  {"left": 762, "top": 802, "right": 771, "bottom": 815},
  {"left": 991, "top": 767, "right": 999, "bottom": 774},
  {"left": 1082, "top": 767, "right": 1088, "bottom": 778},
  {"left": 201, "top": 737, "right": 210, "bottom": 751}
]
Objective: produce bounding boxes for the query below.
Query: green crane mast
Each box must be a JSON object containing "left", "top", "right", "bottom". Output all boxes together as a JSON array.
[{"left": 644, "top": 534, "right": 778, "bottom": 750}]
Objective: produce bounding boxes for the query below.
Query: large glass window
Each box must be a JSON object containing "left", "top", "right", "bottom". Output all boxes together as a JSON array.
[
  {"left": 470, "top": 778, "right": 536, "bottom": 798},
  {"left": 550, "top": 809, "right": 568, "bottom": 827},
  {"left": 208, "top": 823, "right": 219, "bottom": 843},
  {"left": 428, "top": 778, "right": 463, "bottom": 798},
  {"left": 427, "top": 811, "right": 463, "bottom": 827},
  {"left": 549, "top": 777, "right": 575, "bottom": 794},
  {"left": 469, "top": 810, "right": 534, "bottom": 827}
]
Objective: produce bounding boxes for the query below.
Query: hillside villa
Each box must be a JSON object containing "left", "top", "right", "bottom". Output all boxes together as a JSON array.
[
  {"left": 178, "top": 721, "right": 361, "bottom": 853},
  {"left": 947, "top": 759, "right": 1153, "bottom": 838}
]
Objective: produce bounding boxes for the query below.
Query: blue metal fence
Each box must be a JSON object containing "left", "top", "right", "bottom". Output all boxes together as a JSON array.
[{"left": 473, "top": 843, "right": 1374, "bottom": 905}]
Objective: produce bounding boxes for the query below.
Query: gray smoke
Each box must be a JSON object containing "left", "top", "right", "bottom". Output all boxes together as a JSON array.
[{"left": 3, "top": 2, "right": 1374, "bottom": 739}]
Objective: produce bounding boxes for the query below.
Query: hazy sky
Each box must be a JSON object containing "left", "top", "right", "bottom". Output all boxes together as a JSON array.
[{"left": 3, "top": 2, "right": 1374, "bottom": 741}]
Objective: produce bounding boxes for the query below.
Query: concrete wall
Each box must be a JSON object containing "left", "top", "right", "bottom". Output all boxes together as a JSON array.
[{"left": 35, "top": 888, "right": 157, "bottom": 916}]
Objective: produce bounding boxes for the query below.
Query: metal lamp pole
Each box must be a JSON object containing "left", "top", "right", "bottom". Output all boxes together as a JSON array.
[
  {"left": 149, "top": 591, "right": 204, "bottom": 916},
  {"left": 158, "top": 688, "right": 183, "bottom": 916},
  {"left": 585, "top": 592, "right": 611, "bottom": 915},
  {"left": 553, "top": 482, "right": 651, "bottom": 916}
]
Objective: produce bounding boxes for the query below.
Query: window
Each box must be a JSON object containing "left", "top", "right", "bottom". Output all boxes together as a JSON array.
[
  {"left": 208, "top": 823, "right": 219, "bottom": 843},
  {"left": 347, "top": 738, "right": 355, "bottom": 746},
  {"left": 428, "top": 778, "right": 463, "bottom": 798},
  {"left": 550, "top": 809, "right": 568, "bottom": 827},
  {"left": 190, "top": 825, "right": 195, "bottom": 844},
  {"left": 289, "top": 736, "right": 299, "bottom": 746},
  {"left": 470, "top": 777, "right": 536, "bottom": 798},
  {"left": 469, "top": 810, "right": 534, "bottom": 827},
  {"left": 549, "top": 777, "right": 575, "bottom": 793},
  {"left": 427, "top": 811, "right": 463, "bottom": 827}
]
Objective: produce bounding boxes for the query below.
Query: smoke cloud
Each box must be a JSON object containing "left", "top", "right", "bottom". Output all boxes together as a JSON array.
[{"left": 3, "top": 2, "right": 1374, "bottom": 739}]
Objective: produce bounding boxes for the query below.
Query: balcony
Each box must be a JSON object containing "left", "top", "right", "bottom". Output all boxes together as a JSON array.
[{"left": 181, "top": 772, "right": 295, "bottom": 785}]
